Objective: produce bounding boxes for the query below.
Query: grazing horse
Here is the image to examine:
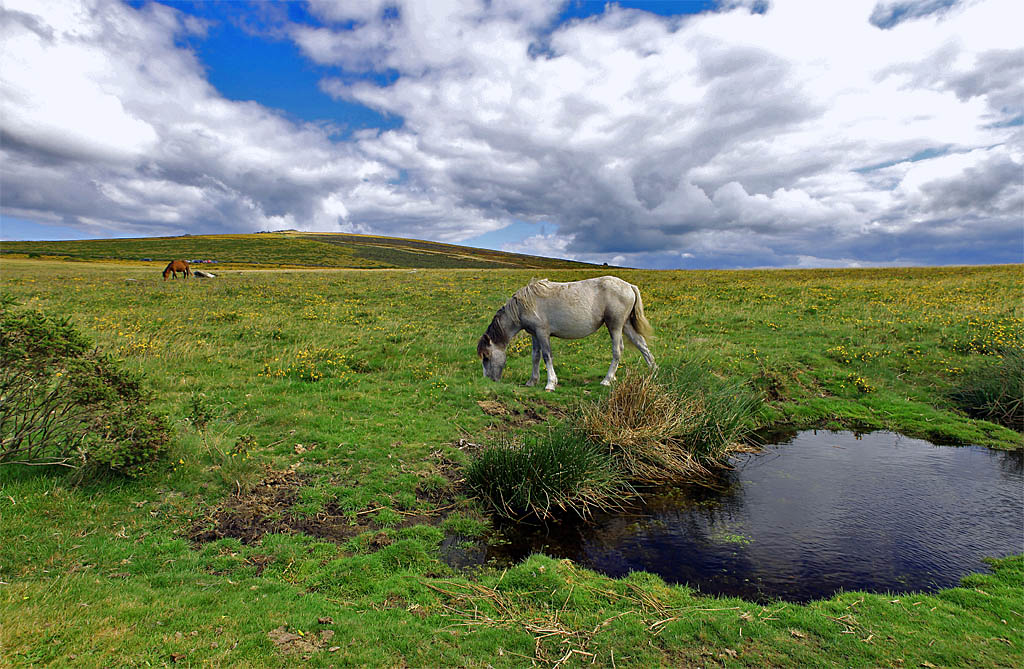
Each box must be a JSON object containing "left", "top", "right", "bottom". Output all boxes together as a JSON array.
[
  {"left": 477, "top": 276, "right": 656, "bottom": 391},
  {"left": 162, "top": 260, "right": 192, "bottom": 280}
]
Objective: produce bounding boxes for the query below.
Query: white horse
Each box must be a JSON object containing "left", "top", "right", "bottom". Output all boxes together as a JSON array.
[{"left": 477, "top": 276, "right": 656, "bottom": 391}]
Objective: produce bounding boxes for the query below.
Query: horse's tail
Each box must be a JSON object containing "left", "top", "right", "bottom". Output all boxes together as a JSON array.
[
  {"left": 629, "top": 284, "right": 653, "bottom": 340},
  {"left": 184, "top": 262, "right": 192, "bottom": 277}
]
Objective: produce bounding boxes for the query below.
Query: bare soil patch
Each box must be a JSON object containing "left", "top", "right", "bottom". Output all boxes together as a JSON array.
[
  {"left": 476, "top": 397, "right": 565, "bottom": 427},
  {"left": 268, "top": 625, "right": 337, "bottom": 657},
  {"left": 190, "top": 462, "right": 462, "bottom": 546},
  {"left": 189, "top": 469, "right": 359, "bottom": 544}
]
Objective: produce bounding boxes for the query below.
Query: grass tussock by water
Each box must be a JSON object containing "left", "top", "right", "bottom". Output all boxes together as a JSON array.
[
  {"left": 948, "top": 347, "right": 1024, "bottom": 432},
  {"left": 468, "top": 362, "right": 764, "bottom": 518},
  {"left": 464, "top": 425, "right": 632, "bottom": 521},
  {"left": 582, "top": 364, "right": 763, "bottom": 484}
]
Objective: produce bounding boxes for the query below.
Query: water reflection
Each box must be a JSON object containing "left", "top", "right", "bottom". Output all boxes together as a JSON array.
[{"left": 446, "top": 431, "right": 1024, "bottom": 602}]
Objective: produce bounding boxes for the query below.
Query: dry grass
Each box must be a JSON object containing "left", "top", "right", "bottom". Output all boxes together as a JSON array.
[
  {"left": 423, "top": 560, "right": 743, "bottom": 667},
  {"left": 580, "top": 367, "right": 762, "bottom": 484},
  {"left": 580, "top": 371, "right": 708, "bottom": 483}
]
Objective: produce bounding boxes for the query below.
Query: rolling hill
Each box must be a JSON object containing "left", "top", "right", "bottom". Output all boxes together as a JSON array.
[{"left": 0, "top": 231, "right": 605, "bottom": 270}]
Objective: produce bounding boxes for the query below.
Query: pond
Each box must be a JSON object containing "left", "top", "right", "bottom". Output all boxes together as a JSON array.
[{"left": 444, "top": 430, "right": 1024, "bottom": 602}]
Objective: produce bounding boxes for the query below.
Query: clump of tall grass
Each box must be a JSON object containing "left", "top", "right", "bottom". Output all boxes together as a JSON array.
[
  {"left": 464, "top": 424, "right": 631, "bottom": 521},
  {"left": 581, "top": 364, "right": 763, "bottom": 483},
  {"left": 466, "top": 362, "right": 764, "bottom": 520},
  {"left": 948, "top": 347, "right": 1023, "bottom": 432},
  {"left": 662, "top": 361, "right": 765, "bottom": 460}
]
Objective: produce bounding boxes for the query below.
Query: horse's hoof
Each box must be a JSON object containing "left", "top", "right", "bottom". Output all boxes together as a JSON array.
[
  {"left": 600, "top": 379, "right": 612, "bottom": 386},
  {"left": 544, "top": 386, "right": 556, "bottom": 392},
  {"left": 525, "top": 380, "right": 536, "bottom": 387}
]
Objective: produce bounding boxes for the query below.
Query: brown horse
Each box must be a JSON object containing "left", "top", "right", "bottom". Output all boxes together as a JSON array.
[{"left": 162, "top": 260, "right": 192, "bottom": 280}]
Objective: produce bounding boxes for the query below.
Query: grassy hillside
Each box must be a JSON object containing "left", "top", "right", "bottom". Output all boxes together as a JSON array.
[
  {"left": 0, "top": 231, "right": 601, "bottom": 269},
  {"left": 1, "top": 259, "right": 1021, "bottom": 667}
]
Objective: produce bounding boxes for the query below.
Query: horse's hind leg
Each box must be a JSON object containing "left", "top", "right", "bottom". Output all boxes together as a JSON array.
[
  {"left": 624, "top": 322, "right": 657, "bottom": 370},
  {"left": 602, "top": 326, "right": 624, "bottom": 386}
]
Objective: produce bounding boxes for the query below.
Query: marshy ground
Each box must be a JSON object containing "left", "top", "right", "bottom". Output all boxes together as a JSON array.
[{"left": 1, "top": 258, "right": 1021, "bottom": 667}]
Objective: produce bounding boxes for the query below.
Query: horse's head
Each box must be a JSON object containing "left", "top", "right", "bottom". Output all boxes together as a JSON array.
[{"left": 477, "top": 334, "right": 507, "bottom": 382}]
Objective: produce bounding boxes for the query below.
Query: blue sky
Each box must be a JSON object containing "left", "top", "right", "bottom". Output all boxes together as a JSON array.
[
  {"left": 1, "top": 0, "right": 1021, "bottom": 268},
  {"left": 166, "top": 1, "right": 404, "bottom": 135}
]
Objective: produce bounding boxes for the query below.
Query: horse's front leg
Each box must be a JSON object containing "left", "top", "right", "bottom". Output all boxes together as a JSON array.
[
  {"left": 537, "top": 333, "right": 558, "bottom": 391},
  {"left": 525, "top": 336, "right": 541, "bottom": 387}
]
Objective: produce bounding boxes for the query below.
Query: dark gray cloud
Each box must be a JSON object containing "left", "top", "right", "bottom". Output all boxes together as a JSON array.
[{"left": 919, "top": 153, "right": 1022, "bottom": 213}]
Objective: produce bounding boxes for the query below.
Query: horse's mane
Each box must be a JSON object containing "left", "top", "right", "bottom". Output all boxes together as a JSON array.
[
  {"left": 512, "top": 278, "right": 555, "bottom": 311},
  {"left": 477, "top": 305, "right": 512, "bottom": 355},
  {"left": 478, "top": 289, "right": 532, "bottom": 355}
]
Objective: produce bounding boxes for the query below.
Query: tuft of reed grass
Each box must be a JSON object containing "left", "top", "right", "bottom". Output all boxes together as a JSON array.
[
  {"left": 662, "top": 362, "right": 765, "bottom": 461},
  {"left": 464, "top": 424, "right": 631, "bottom": 521},
  {"left": 581, "top": 364, "right": 763, "bottom": 483},
  {"left": 466, "top": 362, "right": 763, "bottom": 519},
  {"left": 580, "top": 370, "right": 706, "bottom": 483},
  {"left": 948, "top": 347, "right": 1023, "bottom": 432}
]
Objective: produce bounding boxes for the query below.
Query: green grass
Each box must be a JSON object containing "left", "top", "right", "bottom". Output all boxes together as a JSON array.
[
  {"left": 465, "top": 424, "right": 631, "bottom": 520},
  {"left": 0, "top": 257, "right": 1021, "bottom": 667},
  {"left": 947, "top": 347, "right": 1024, "bottom": 431}
]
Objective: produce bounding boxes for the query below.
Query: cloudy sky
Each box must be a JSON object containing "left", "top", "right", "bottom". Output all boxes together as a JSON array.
[{"left": 1, "top": 0, "right": 1021, "bottom": 268}]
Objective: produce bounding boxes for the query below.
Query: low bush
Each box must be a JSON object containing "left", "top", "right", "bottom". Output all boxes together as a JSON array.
[
  {"left": 464, "top": 424, "right": 631, "bottom": 521},
  {"left": 948, "top": 348, "right": 1023, "bottom": 431},
  {"left": 0, "top": 296, "right": 170, "bottom": 478}
]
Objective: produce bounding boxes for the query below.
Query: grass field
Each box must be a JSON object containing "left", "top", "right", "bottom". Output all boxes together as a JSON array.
[{"left": 1, "top": 257, "right": 1021, "bottom": 667}]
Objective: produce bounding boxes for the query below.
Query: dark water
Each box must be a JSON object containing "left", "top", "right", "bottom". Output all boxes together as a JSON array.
[{"left": 445, "top": 431, "right": 1024, "bottom": 602}]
